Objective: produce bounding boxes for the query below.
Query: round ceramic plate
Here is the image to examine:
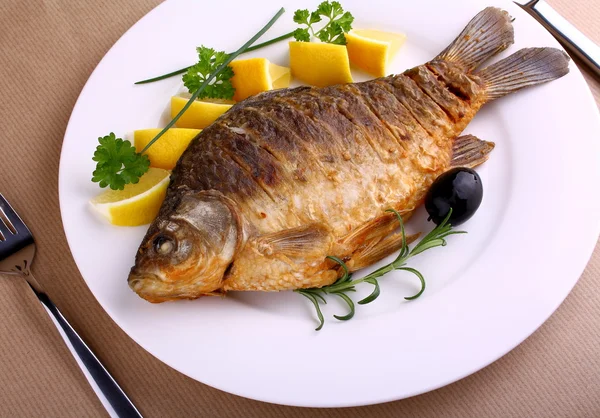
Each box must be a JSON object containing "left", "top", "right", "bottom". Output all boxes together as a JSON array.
[{"left": 58, "top": 0, "right": 600, "bottom": 407}]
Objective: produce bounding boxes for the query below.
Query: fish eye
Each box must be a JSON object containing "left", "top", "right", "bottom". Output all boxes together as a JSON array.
[{"left": 153, "top": 235, "right": 175, "bottom": 255}]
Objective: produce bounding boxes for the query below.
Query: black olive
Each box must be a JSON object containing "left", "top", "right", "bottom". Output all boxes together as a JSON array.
[{"left": 425, "top": 167, "right": 483, "bottom": 226}]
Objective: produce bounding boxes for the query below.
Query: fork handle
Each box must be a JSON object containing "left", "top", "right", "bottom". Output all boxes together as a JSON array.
[
  {"left": 521, "top": 0, "right": 600, "bottom": 78},
  {"left": 27, "top": 280, "right": 143, "bottom": 418}
]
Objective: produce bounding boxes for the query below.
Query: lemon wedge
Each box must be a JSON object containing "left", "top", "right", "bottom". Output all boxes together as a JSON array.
[
  {"left": 230, "top": 58, "right": 291, "bottom": 101},
  {"left": 171, "top": 97, "right": 232, "bottom": 129},
  {"left": 134, "top": 128, "right": 200, "bottom": 170},
  {"left": 345, "top": 29, "right": 407, "bottom": 77},
  {"left": 90, "top": 168, "right": 170, "bottom": 226},
  {"left": 289, "top": 42, "right": 353, "bottom": 87},
  {"left": 269, "top": 62, "right": 292, "bottom": 89}
]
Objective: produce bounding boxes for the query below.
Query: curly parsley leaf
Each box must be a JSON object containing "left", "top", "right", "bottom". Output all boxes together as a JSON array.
[
  {"left": 293, "top": 9, "right": 310, "bottom": 25},
  {"left": 293, "top": 28, "right": 311, "bottom": 42},
  {"left": 91, "top": 133, "right": 150, "bottom": 190},
  {"left": 317, "top": 21, "right": 344, "bottom": 44},
  {"left": 182, "top": 46, "right": 235, "bottom": 100},
  {"left": 293, "top": 1, "right": 354, "bottom": 44},
  {"left": 336, "top": 11, "right": 354, "bottom": 32}
]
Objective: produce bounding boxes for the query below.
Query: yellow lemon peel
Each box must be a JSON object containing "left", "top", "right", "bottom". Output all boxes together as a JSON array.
[
  {"left": 345, "top": 29, "right": 407, "bottom": 77},
  {"left": 289, "top": 41, "right": 353, "bottom": 87},
  {"left": 134, "top": 128, "right": 200, "bottom": 170},
  {"left": 171, "top": 97, "right": 232, "bottom": 129},
  {"left": 230, "top": 58, "right": 291, "bottom": 101}
]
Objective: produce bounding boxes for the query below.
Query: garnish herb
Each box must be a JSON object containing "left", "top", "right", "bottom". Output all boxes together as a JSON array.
[
  {"left": 293, "top": 1, "right": 354, "bottom": 45},
  {"left": 91, "top": 133, "right": 150, "bottom": 190},
  {"left": 296, "top": 209, "right": 465, "bottom": 330},
  {"left": 182, "top": 46, "right": 235, "bottom": 98},
  {"left": 92, "top": 8, "right": 286, "bottom": 190},
  {"left": 134, "top": 32, "right": 295, "bottom": 85}
]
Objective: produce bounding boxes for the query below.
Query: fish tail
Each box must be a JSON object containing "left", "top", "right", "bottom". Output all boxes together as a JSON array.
[
  {"left": 476, "top": 47, "right": 570, "bottom": 100},
  {"left": 435, "top": 7, "right": 514, "bottom": 71}
]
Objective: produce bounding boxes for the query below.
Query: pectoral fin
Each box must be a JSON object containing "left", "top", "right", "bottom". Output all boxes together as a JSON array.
[
  {"left": 254, "top": 223, "right": 332, "bottom": 258},
  {"left": 222, "top": 223, "right": 337, "bottom": 291}
]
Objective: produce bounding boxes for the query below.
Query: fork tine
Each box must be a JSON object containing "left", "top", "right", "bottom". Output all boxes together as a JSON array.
[
  {"left": 0, "top": 214, "right": 11, "bottom": 240},
  {"left": 0, "top": 193, "right": 29, "bottom": 235}
]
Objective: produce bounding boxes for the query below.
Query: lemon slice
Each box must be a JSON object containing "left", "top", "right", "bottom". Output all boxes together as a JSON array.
[
  {"left": 345, "top": 29, "right": 407, "bottom": 77},
  {"left": 171, "top": 97, "right": 232, "bottom": 129},
  {"left": 289, "top": 42, "right": 353, "bottom": 87},
  {"left": 230, "top": 58, "right": 291, "bottom": 101},
  {"left": 134, "top": 128, "right": 200, "bottom": 170},
  {"left": 269, "top": 62, "right": 292, "bottom": 89},
  {"left": 90, "top": 168, "right": 170, "bottom": 226}
]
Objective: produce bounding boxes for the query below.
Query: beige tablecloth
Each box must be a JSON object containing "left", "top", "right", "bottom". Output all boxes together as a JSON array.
[{"left": 0, "top": 0, "right": 599, "bottom": 416}]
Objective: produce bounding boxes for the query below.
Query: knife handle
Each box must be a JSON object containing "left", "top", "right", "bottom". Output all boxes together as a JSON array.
[
  {"left": 28, "top": 278, "right": 143, "bottom": 418},
  {"left": 524, "top": 0, "right": 600, "bottom": 78}
]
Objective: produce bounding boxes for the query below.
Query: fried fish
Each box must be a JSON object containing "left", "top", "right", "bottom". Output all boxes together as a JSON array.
[{"left": 128, "top": 7, "right": 569, "bottom": 302}]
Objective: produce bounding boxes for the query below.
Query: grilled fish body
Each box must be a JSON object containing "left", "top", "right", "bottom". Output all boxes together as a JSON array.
[{"left": 128, "top": 7, "right": 570, "bottom": 302}]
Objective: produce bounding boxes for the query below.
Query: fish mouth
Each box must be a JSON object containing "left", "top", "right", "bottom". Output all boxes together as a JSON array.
[
  {"left": 128, "top": 272, "right": 162, "bottom": 291},
  {"left": 128, "top": 271, "right": 211, "bottom": 303},
  {"left": 128, "top": 271, "right": 172, "bottom": 303}
]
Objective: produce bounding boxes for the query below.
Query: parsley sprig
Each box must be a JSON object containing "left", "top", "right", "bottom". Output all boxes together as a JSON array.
[
  {"left": 296, "top": 209, "right": 466, "bottom": 330},
  {"left": 293, "top": 1, "right": 354, "bottom": 45},
  {"left": 182, "top": 47, "right": 235, "bottom": 99},
  {"left": 92, "top": 8, "right": 286, "bottom": 190},
  {"left": 91, "top": 133, "right": 150, "bottom": 190}
]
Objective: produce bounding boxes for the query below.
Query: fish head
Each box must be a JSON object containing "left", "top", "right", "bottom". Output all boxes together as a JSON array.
[{"left": 128, "top": 190, "right": 242, "bottom": 302}]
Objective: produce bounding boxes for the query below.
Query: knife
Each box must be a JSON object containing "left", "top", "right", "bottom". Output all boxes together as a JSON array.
[{"left": 514, "top": 0, "right": 600, "bottom": 78}]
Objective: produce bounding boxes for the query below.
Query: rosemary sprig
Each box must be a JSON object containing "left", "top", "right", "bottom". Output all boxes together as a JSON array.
[
  {"left": 295, "top": 209, "right": 466, "bottom": 331},
  {"left": 134, "top": 31, "right": 295, "bottom": 85}
]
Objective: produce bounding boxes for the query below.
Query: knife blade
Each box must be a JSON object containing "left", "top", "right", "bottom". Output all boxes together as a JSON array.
[{"left": 514, "top": 0, "right": 600, "bottom": 79}]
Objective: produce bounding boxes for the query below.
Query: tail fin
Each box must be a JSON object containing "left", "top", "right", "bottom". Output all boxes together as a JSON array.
[
  {"left": 477, "top": 48, "right": 570, "bottom": 100},
  {"left": 435, "top": 7, "right": 514, "bottom": 72}
]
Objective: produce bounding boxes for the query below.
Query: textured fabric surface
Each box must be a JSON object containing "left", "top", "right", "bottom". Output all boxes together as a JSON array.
[{"left": 0, "top": 0, "right": 598, "bottom": 417}]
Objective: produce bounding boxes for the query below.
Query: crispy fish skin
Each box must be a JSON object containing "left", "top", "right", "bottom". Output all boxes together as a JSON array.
[
  {"left": 128, "top": 7, "right": 570, "bottom": 302},
  {"left": 216, "top": 70, "right": 484, "bottom": 292}
]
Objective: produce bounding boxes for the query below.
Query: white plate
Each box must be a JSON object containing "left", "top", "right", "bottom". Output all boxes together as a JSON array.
[{"left": 58, "top": 0, "right": 600, "bottom": 407}]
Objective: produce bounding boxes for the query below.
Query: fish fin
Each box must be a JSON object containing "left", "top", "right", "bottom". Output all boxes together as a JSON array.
[
  {"left": 451, "top": 134, "right": 495, "bottom": 168},
  {"left": 346, "top": 232, "right": 419, "bottom": 272},
  {"left": 477, "top": 47, "right": 570, "bottom": 100},
  {"left": 223, "top": 224, "right": 337, "bottom": 291},
  {"left": 341, "top": 210, "right": 414, "bottom": 249},
  {"left": 435, "top": 7, "right": 514, "bottom": 72},
  {"left": 340, "top": 211, "right": 418, "bottom": 271},
  {"left": 254, "top": 223, "right": 332, "bottom": 258}
]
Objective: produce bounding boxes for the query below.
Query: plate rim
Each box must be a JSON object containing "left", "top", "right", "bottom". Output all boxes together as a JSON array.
[{"left": 58, "top": 0, "right": 600, "bottom": 407}]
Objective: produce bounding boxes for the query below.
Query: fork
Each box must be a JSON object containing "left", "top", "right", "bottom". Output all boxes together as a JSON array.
[{"left": 0, "top": 193, "right": 142, "bottom": 418}]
